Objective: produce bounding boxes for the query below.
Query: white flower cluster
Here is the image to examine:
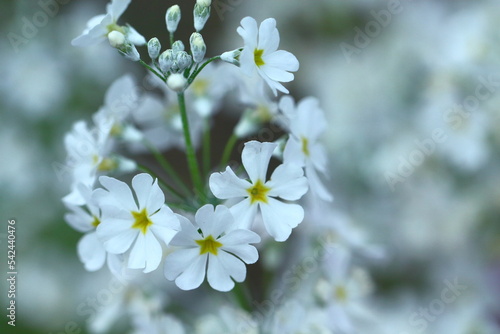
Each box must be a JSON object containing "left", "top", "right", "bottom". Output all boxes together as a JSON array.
[{"left": 62, "top": 0, "right": 361, "bottom": 333}]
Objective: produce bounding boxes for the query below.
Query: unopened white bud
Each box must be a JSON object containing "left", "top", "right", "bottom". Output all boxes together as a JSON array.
[
  {"left": 159, "top": 49, "right": 175, "bottom": 73},
  {"left": 221, "top": 48, "right": 241, "bottom": 66},
  {"left": 108, "top": 31, "right": 126, "bottom": 48},
  {"left": 190, "top": 32, "right": 206, "bottom": 63},
  {"left": 167, "top": 73, "right": 187, "bottom": 93},
  {"left": 147, "top": 37, "right": 161, "bottom": 59},
  {"left": 196, "top": 0, "right": 211, "bottom": 6},
  {"left": 193, "top": 3, "right": 211, "bottom": 32},
  {"left": 176, "top": 51, "right": 193, "bottom": 71},
  {"left": 172, "top": 40, "right": 185, "bottom": 53},
  {"left": 166, "top": 5, "right": 181, "bottom": 33}
]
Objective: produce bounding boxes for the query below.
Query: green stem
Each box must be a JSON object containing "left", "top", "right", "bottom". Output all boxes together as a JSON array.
[
  {"left": 202, "top": 118, "right": 211, "bottom": 178},
  {"left": 188, "top": 56, "right": 221, "bottom": 85},
  {"left": 139, "top": 60, "right": 166, "bottom": 82},
  {"left": 141, "top": 139, "right": 192, "bottom": 196},
  {"left": 177, "top": 92, "right": 205, "bottom": 202},
  {"left": 169, "top": 32, "right": 175, "bottom": 47},
  {"left": 220, "top": 133, "right": 238, "bottom": 168},
  {"left": 232, "top": 282, "right": 253, "bottom": 313}
]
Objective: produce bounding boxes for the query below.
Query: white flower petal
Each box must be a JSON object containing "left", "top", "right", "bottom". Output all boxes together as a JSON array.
[
  {"left": 239, "top": 47, "right": 255, "bottom": 77},
  {"left": 104, "top": 74, "right": 138, "bottom": 116},
  {"left": 207, "top": 253, "right": 237, "bottom": 291},
  {"left": 164, "top": 247, "right": 199, "bottom": 280},
  {"left": 260, "top": 64, "right": 294, "bottom": 83},
  {"left": 209, "top": 166, "right": 250, "bottom": 199},
  {"left": 99, "top": 176, "right": 137, "bottom": 210},
  {"left": 218, "top": 229, "right": 261, "bottom": 246},
  {"left": 218, "top": 251, "right": 247, "bottom": 283},
  {"left": 283, "top": 136, "right": 305, "bottom": 167},
  {"left": 260, "top": 198, "right": 304, "bottom": 242},
  {"left": 170, "top": 215, "right": 201, "bottom": 247},
  {"left": 144, "top": 232, "right": 163, "bottom": 273},
  {"left": 278, "top": 95, "right": 296, "bottom": 120},
  {"left": 258, "top": 18, "right": 279, "bottom": 53},
  {"left": 264, "top": 50, "right": 299, "bottom": 72},
  {"left": 65, "top": 206, "right": 94, "bottom": 233},
  {"left": 257, "top": 67, "right": 286, "bottom": 96},
  {"left": 267, "top": 163, "right": 308, "bottom": 201},
  {"left": 126, "top": 25, "right": 146, "bottom": 46},
  {"left": 229, "top": 198, "right": 258, "bottom": 230},
  {"left": 237, "top": 16, "right": 258, "bottom": 49},
  {"left": 305, "top": 162, "right": 333, "bottom": 202},
  {"left": 131, "top": 173, "right": 154, "bottom": 210},
  {"left": 78, "top": 232, "right": 106, "bottom": 271},
  {"left": 220, "top": 244, "right": 259, "bottom": 264},
  {"left": 102, "top": 227, "right": 138, "bottom": 254},
  {"left": 242, "top": 141, "right": 277, "bottom": 182},
  {"left": 128, "top": 232, "right": 146, "bottom": 270},
  {"left": 108, "top": 0, "right": 131, "bottom": 20},
  {"left": 175, "top": 253, "right": 208, "bottom": 290},
  {"left": 310, "top": 143, "right": 328, "bottom": 173}
]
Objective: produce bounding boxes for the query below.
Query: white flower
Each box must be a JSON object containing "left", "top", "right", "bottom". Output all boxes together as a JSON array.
[
  {"left": 72, "top": 0, "right": 146, "bottom": 47},
  {"left": 95, "top": 173, "right": 180, "bottom": 273},
  {"left": 281, "top": 96, "right": 333, "bottom": 202},
  {"left": 237, "top": 17, "right": 299, "bottom": 96},
  {"left": 164, "top": 204, "right": 260, "bottom": 291},
  {"left": 62, "top": 120, "right": 114, "bottom": 205},
  {"left": 209, "top": 141, "right": 308, "bottom": 242},
  {"left": 315, "top": 248, "right": 373, "bottom": 333},
  {"left": 92, "top": 74, "right": 141, "bottom": 140},
  {"left": 64, "top": 184, "right": 108, "bottom": 271}
]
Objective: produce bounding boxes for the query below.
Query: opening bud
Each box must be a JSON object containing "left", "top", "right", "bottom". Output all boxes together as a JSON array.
[{"left": 167, "top": 73, "right": 187, "bottom": 93}]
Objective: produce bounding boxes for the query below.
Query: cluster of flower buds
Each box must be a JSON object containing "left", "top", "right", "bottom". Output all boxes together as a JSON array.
[{"left": 145, "top": 3, "right": 209, "bottom": 92}]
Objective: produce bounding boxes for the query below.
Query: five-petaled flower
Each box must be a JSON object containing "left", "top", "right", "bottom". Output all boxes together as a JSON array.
[
  {"left": 94, "top": 173, "right": 180, "bottom": 273},
  {"left": 164, "top": 204, "right": 260, "bottom": 291},
  {"left": 237, "top": 17, "right": 300, "bottom": 96},
  {"left": 209, "top": 141, "right": 308, "bottom": 242},
  {"left": 281, "top": 95, "right": 333, "bottom": 202},
  {"left": 72, "top": 0, "right": 146, "bottom": 47}
]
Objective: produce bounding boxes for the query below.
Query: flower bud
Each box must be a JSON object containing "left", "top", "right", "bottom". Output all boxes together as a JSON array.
[
  {"left": 166, "top": 5, "right": 181, "bottom": 33},
  {"left": 167, "top": 73, "right": 187, "bottom": 93},
  {"left": 147, "top": 37, "right": 161, "bottom": 60},
  {"left": 172, "top": 40, "right": 185, "bottom": 53},
  {"left": 220, "top": 48, "right": 241, "bottom": 66},
  {"left": 193, "top": 3, "right": 211, "bottom": 32},
  {"left": 190, "top": 32, "right": 206, "bottom": 63},
  {"left": 176, "top": 51, "right": 193, "bottom": 71},
  {"left": 159, "top": 49, "right": 175, "bottom": 73},
  {"left": 108, "top": 31, "right": 126, "bottom": 48}
]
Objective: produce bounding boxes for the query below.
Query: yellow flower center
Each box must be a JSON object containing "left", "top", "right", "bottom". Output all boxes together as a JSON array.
[
  {"left": 254, "top": 48, "right": 265, "bottom": 67},
  {"left": 91, "top": 216, "right": 100, "bottom": 228},
  {"left": 247, "top": 179, "right": 270, "bottom": 204},
  {"left": 131, "top": 208, "right": 153, "bottom": 235},
  {"left": 106, "top": 23, "right": 125, "bottom": 34},
  {"left": 301, "top": 137, "right": 310, "bottom": 157},
  {"left": 335, "top": 285, "right": 347, "bottom": 302},
  {"left": 97, "top": 158, "right": 118, "bottom": 172},
  {"left": 196, "top": 235, "right": 223, "bottom": 255},
  {"left": 192, "top": 79, "right": 209, "bottom": 97}
]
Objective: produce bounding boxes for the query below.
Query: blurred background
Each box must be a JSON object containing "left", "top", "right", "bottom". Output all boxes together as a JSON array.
[{"left": 1, "top": 0, "right": 499, "bottom": 333}]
